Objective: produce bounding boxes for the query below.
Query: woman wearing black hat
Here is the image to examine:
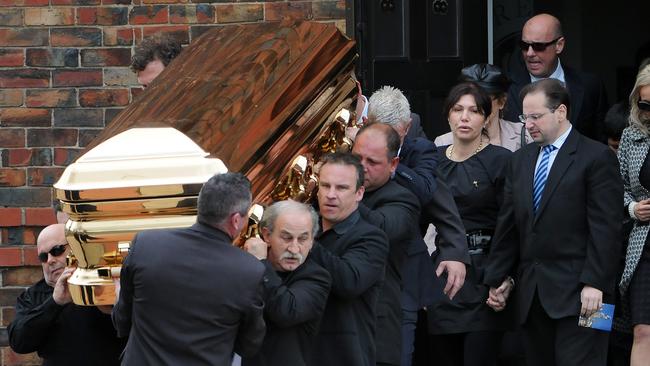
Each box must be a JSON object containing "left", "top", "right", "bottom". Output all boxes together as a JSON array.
[
  {"left": 435, "top": 63, "right": 531, "bottom": 152},
  {"left": 426, "top": 82, "right": 514, "bottom": 366}
]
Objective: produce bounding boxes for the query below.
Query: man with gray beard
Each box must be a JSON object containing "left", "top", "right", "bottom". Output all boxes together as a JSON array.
[{"left": 242, "top": 200, "right": 332, "bottom": 366}]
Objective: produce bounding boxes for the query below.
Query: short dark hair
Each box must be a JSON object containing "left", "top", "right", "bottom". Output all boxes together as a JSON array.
[
  {"left": 520, "top": 78, "right": 571, "bottom": 116},
  {"left": 131, "top": 35, "right": 182, "bottom": 72},
  {"left": 355, "top": 122, "right": 401, "bottom": 160},
  {"left": 320, "top": 152, "right": 365, "bottom": 189},
  {"left": 443, "top": 82, "right": 492, "bottom": 119},
  {"left": 197, "top": 173, "right": 251, "bottom": 227},
  {"left": 604, "top": 102, "right": 629, "bottom": 140}
]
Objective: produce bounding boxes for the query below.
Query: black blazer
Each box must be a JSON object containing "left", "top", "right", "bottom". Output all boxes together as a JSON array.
[
  {"left": 113, "top": 223, "right": 266, "bottom": 366},
  {"left": 242, "top": 258, "right": 331, "bottom": 366},
  {"left": 309, "top": 210, "right": 389, "bottom": 366},
  {"left": 504, "top": 65, "right": 609, "bottom": 143},
  {"left": 359, "top": 180, "right": 420, "bottom": 365},
  {"left": 485, "top": 128, "right": 623, "bottom": 324}
]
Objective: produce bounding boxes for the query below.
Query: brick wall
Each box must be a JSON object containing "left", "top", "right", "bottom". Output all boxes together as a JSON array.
[{"left": 0, "top": 1, "right": 346, "bottom": 364}]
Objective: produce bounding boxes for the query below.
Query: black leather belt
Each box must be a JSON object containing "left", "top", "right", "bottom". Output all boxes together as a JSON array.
[{"left": 466, "top": 229, "right": 493, "bottom": 255}]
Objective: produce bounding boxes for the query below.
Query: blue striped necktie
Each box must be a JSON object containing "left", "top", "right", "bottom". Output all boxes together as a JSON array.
[{"left": 533, "top": 145, "right": 557, "bottom": 214}]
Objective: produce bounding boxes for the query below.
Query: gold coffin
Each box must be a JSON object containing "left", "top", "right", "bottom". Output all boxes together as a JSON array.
[{"left": 58, "top": 21, "right": 359, "bottom": 306}]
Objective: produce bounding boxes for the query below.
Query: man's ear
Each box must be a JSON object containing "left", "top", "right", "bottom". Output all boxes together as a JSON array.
[
  {"left": 261, "top": 227, "right": 271, "bottom": 243},
  {"left": 555, "top": 37, "right": 565, "bottom": 55},
  {"left": 390, "top": 156, "right": 399, "bottom": 173}
]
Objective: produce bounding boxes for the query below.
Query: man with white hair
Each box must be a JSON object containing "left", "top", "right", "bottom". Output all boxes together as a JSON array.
[
  {"left": 242, "top": 200, "right": 331, "bottom": 366},
  {"left": 365, "top": 86, "right": 470, "bottom": 366}
]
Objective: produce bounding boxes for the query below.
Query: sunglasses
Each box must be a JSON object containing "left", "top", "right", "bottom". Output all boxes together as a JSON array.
[
  {"left": 38, "top": 244, "right": 68, "bottom": 263},
  {"left": 639, "top": 100, "right": 650, "bottom": 112},
  {"left": 519, "top": 37, "right": 562, "bottom": 52}
]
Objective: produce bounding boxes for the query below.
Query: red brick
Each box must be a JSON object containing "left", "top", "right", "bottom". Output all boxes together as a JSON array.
[
  {"left": 27, "top": 129, "right": 78, "bottom": 147},
  {"left": 77, "top": 7, "right": 128, "bottom": 25},
  {"left": 133, "top": 27, "right": 142, "bottom": 42},
  {"left": 53, "top": 108, "right": 104, "bottom": 127},
  {"left": 51, "top": 27, "right": 102, "bottom": 46},
  {"left": 2, "top": 306, "right": 16, "bottom": 326},
  {"left": 81, "top": 48, "right": 131, "bottom": 66},
  {"left": 2, "top": 148, "right": 52, "bottom": 167},
  {"left": 103, "top": 27, "right": 133, "bottom": 46},
  {"left": 129, "top": 5, "right": 168, "bottom": 24},
  {"left": 52, "top": 69, "right": 102, "bottom": 87},
  {"left": 216, "top": 3, "right": 263, "bottom": 24},
  {"left": 0, "top": 9, "right": 23, "bottom": 26},
  {"left": 312, "top": 0, "right": 345, "bottom": 20},
  {"left": 0, "top": 247, "right": 22, "bottom": 266},
  {"left": 170, "top": 4, "right": 213, "bottom": 24},
  {"left": 0, "top": 129, "right": 25, "bottom": 148},
  {"left": 26, "top": 89, "right": 77, "bottom": 108},
  {"left": 24, "top": 208, "right": 56, "bottom": 226},
  {"left": 0, "top": 168, "right": 26, "bottom": 187},
  {"left": 0, "top": 89, "right": 23, "bottom": 106},
  {"left": 0, "top": 49, "right": 24, "bottom": 67},
  {"left": 26, "top": 48, "right": 78, "bottom": 67},
  {"left": 79, "top": 88, "right": 129, "bottom": 107},
  {"left": 0, "top": 28, "right": 48, "bottom": 46},
  {"left": 53, "top": 147, "right": 83, "bottom": 165},
  {"left": 142, "top": 25, "right": 189, "bottom": 43},
  {"left": 27, "top": 167, "right": 64, "bottom": 186},
  {"left": 1, "top": 267, "right": 43, "bottom": 287},
  {"left": 131, "top": 86, "right": 144, "bottom": 99},
  {"left": 22, "top": 246, "right": 41, "bottom": 266},
  {"left": 25, "top": 8, "right": 74, "bottom": 25},
  {"left": 144, "top": 0, "right": 184, "bottom": 4},
  {"left": 0, "top": 0, "right": 47, "bottom": 6},
  {"left": 52, "top": 0, "right": 100, "bottom": 4},
  {"left": 22, "top": 227, "right": 38, "bottom": 245},
  {"left": 264, "top": 2, "right": 312, "bottom": 21},
  {"left": 0, "top": 108, "right": 51, "bottom": 127},
  {"left": 0, "top": 69, "right": 49, "bottom": 88},
  {"left": 0, "top": 208, "right": 22, "bottom": 227}
]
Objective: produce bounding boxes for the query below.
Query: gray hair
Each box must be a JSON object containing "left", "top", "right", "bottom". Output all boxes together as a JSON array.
[
  {"left": 259, "top": 200, "right": 319, "bottom": 238},
  {"left": 368, "top": 85, "right": 411, "bottom": 128},
  {"left": 630, "top": 64, "right": 650, "bottom": 135},
  {"left": 197, "top": 172, "right": 251, "bottom": 227}
]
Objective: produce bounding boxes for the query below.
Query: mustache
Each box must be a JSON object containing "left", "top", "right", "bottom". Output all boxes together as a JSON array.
[{"left": 280, "top": 251, "right": 304, "bottom": 264}]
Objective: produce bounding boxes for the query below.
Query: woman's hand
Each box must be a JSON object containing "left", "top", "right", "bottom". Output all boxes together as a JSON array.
[{"left": 634, "top": 199, "right": 650, "bottom": 221}]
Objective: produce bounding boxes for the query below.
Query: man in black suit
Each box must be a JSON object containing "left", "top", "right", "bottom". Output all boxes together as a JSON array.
[
  {"left": 351, "top": 123, "right": 421, "bottom": 366},
  {"left": 504, "top": 13, "right": 608, "bottom": 142},
  {"left": 112, "top": 172, "right": 266, "bottom": 366},
  {"left": 365, "top": 86, "right": 469, "bottom": 366},
  {"left": 485, "top": 79, "right": 622, "bottom": 366},
  {"left": 241, "top": 200, "right": 331, "bottom": 366},
  {"left": 310, "top": 152, "right": 389, "bottom": 366}
]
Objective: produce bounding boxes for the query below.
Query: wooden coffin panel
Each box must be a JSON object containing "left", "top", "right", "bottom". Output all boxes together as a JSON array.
[{"left": 88, "top": 21, "right": 356, "bottom": 177}]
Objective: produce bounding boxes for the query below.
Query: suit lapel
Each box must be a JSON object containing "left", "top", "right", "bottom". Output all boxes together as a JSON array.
[
  {"left": 522, "top": 144, "right": 538, "bottom": 220},
  {"left": 565, "top": 68, "right": 584, "bottom": 126},
  {"left": 534, "top": 129, "right": 578, "bottom": 222}
]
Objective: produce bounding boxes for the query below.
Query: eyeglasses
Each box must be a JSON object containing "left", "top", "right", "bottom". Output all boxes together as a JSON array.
[
  {"left": 638, "top": 100, "right": 650, "bottom": 112},
  {"left": 519, "top": 37, "right": 562, "bottom": 52},
  {"left": 38, "top": 244, "right": 68, "bottom": 263},
  {"left": 518, "top": 108, "right": 557, "bottom": 123}
]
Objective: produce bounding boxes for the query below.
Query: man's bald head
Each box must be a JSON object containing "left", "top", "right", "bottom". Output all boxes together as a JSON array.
[
  {"left": 524, "top": 14, "right": 562, "bottom": 39},
  {"left": 521, "top": 13, "right": 565, "bottom": 78},
  {"left": 37, "top": 224, "right": 69, "bottom": 287}
]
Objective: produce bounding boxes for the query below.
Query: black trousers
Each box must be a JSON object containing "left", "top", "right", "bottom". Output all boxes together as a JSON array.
[
  {"left": 523, "top": 292, "right": 609, "bottom": 366},
  {"left": 429, "top": 330, "right": 503, "bottom": 366}
]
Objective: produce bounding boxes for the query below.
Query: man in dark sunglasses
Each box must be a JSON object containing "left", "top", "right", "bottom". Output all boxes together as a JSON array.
[
  {"left": 8, "top": 224, "right": 125, "bottom": 365},
  {"left": 505, "top": 13, "right": 609, "bottom": 143}
]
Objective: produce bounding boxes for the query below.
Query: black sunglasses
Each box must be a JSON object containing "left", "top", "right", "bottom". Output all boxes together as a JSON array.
[
  {"left": 519, "top": 37, "right": 562, "bottom": 52},
  {"left": 638, "top": 100, "right": 650, "bottom": 112},
  {"left": 38, "top": 244, "right": 68, "bottom": 263}
]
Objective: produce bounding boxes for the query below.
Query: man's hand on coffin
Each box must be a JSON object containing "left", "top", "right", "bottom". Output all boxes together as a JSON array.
[
  {"left": 52, "top": 267, "right": 75, "bottom": 305},
  {"left": 244, "top": 237, "right": 268, "bottom": 260}
]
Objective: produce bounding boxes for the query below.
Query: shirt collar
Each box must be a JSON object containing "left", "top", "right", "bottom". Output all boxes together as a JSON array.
[
  {"left": 530, "top": 59, "right": 565, "bottom": 85},
  {"left": 547, "top": 124, "right": 572, "bottom": 150},
  {"left": 322, "top": 209, "right": 360, "bottom": 236}
]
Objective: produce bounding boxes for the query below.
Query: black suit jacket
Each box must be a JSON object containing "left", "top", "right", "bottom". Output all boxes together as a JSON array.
[
  {"left": 504, "top": 65, "right": 609, "bottom": 142},
  {"left": 242, "top": 258, "right": 331, "bottom": 366},
  {"left": 113, "top": 223, "right": 266, "bottom": 366},
  {"left": 309, "top": 210, "right": 389, "bottom": 366},
  {"left": 359, "top": 180, "right": 420, "bottom": 364},
  {"left": 485, "top": 128, "right": 623, "bottom": 324}
]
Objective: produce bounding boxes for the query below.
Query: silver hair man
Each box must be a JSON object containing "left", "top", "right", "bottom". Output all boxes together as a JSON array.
[{"left": 367, "top": 86, "right": 412, "bottom": 142}]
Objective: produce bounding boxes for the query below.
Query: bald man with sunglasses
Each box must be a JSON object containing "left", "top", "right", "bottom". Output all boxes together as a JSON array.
[
  {"left": 8, "top": 224, "right": 125, "bottom": 366},
  {"left": 504, "top": 13, "right": 609, "bottom": 143}
]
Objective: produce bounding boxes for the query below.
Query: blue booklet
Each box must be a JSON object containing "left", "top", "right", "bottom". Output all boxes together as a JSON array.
[{"left": 578, "top": 303, "right": 614, "bottom": 332}]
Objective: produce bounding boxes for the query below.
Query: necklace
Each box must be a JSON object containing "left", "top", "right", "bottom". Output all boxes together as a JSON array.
[{"left": 447, "top": 137, "right": 483, "bottom": 160}]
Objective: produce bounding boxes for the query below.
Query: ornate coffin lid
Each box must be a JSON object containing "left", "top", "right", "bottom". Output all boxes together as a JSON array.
[
  {"left": 84, "top": 21, "right": 357, "bottom": 203},
  {"left": 54, "top": 127, "right": 227, "bottom": 201}
]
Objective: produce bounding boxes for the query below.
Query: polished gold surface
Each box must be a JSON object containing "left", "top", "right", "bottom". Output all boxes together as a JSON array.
[
  {"left": 61, "top": 196, "right": 198, "bottom": 221},
  {"left": 68, "top": 268, "right": 117, "bottom": 306}
]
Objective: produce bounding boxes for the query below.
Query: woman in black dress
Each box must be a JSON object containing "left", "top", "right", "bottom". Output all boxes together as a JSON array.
[
  {"left": 427, "top": 82, "right": 513, "bottom": 366},
  {"left": 617, "top": 63, "right": 650, "bottom": 366}
]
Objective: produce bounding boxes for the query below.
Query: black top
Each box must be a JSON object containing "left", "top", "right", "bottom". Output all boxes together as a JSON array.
[
  {"left": 428, "top": 144, "right": 513, "bottom": 334},
  {"left": 638, "top": 152, "right": 650, "bottom": 256},
  {"left": 8, "top": 279, "right": 125, "bottom": 366}
]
